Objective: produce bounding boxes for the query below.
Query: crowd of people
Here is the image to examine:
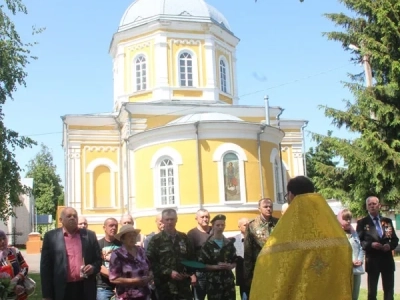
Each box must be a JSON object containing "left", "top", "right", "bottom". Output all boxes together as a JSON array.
[{"left": 38, "top": 175, "right": 399, "bottom": 300}]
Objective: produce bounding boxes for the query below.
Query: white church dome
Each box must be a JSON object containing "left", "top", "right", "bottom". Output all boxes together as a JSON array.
[
  {"left": 119, "top": 0, "right": 231, "bottom": 32},
  {"left": 168, "top": 113, "right": 243, "bottom": 125}
]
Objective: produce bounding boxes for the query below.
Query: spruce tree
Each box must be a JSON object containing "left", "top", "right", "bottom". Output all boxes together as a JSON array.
[{"left": 313, "top": 0, "right": 400, "bottom": 215}]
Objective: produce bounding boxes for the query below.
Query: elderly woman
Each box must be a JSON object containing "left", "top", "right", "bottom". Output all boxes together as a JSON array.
[
  {"left": 109, "top": 225, "right": 152, "bottom": 300},
  {"left": 0, "top": 230, "right": 29, "bottom": 300},
  {"left": 199, "top": 214, "right": 237, "bottom": 300},
  {"left": 337, "top": 209, "right": 365, "bottom": 300}
]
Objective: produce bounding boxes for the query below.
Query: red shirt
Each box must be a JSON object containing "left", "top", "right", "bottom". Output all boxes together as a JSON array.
[{"left": 63, "top": 228, "right": 83, "bottom": 282}]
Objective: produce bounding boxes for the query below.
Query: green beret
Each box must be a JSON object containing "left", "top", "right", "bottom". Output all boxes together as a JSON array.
[{"left": 211, "top": 214, "right": 226, "bottom": 224}]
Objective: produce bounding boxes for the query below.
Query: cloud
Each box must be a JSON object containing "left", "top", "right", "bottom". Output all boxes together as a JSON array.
[{"left": 252, "top": 72, "right": 267, "bottom": 82}]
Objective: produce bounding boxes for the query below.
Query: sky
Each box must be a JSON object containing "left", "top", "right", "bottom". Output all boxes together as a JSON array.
[{"left": 4, "top": 0, "right": 361, "bottom": 185}]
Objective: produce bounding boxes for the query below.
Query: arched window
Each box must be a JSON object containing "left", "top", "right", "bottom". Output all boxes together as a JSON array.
[
  {"left": 219, "top": 56, "right": 230, "bottom": 94},
  {"left": 151, "top": 147, "right": 183, "bottom": 207},
  {"left": 220, "top": 59, "right": 227, "bottom": 93},
  {"left": 179, "top": 52, "right": 193, "bottom": 87},
  {"left": 135, "top": 55, "right": 147, "bottom": 91},
  {"left": 159, "top": 158, "right": 175, "bottom": 206},
  {"left": 213, "top": 143, "right": 247, "bottom": 203}
]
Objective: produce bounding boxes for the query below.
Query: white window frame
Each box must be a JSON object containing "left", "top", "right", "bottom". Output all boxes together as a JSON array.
[
  {"left": 270, "top": 148, "right": 287, "bottom": 204},
  {"left": 86, "top": 158, "right": 118, "bottom": 209},
  {"left": 213, "top": 143, "right": 247, "bottom": 204},
  {"left": 219, "top": 55, "right": 231, "bottom": 94},
  {"left": 150, "top": 147, "right": 183, "bottom": 208},
  {"left": 176, "top": 49, "right": 198, "bottom": 87},
  {"left": 133, "top": 54, "right": 147, "bottom": 92}
]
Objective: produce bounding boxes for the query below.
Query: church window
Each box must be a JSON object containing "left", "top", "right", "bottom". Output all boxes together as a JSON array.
[
  {"left": 219, "top": 56, "right": 231, "bottom": 94},
  {"left": 220, "top": 59, "right": 227, "bottom": 93},
  {"left": 135, "top": 55, "right": 147, "bottom": 91},
  {"left": 213, "top": 143, "right": 247, "bottom": 203},
  {"left": 179, "top": 52, "right": 193, "bottom": 87},
  {"left": 150, "top": 147, "right": 183, "bottom": 208},
  {"left": 159, "top": 159, "right": 175, "bottom": 206}
]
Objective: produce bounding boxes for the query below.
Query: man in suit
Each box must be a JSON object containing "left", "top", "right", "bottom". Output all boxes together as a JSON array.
[
  {"left": 40, "top": 207, "right": 102, "bottom": 300},
  {"left": 233, "top": 218, "right": 249, "bottom": 300},
  {"left": 357, "top": 196, "right": 399, "bottom": 300}
]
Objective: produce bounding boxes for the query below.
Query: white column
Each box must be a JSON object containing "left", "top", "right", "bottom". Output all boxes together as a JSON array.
[
  {"left": 153, "top": 33, "right": 169, "bottom": 100},
  {"left": 129, "top": 148, "right": 136, "bottom": 212},
  {"left": 204, "top": 38, "right": 216, "bottom": 87},
  {"left": 70, "top": 144, "right": 82, "bottom": 212},
  {"left": 292, "top": 147, "right": 304, "bottom": 176},
  {"left": 232, "top": 51, "right": 239, "bottom": 104},
  {"left": 115, "top": 45, "right": 126, "bottom": 106}
]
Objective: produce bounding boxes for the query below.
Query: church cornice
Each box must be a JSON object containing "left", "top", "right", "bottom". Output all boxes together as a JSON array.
[
  {"left": 128, "top": 121, "right": 284, "bottom": 152},
  {"left": 83, "top": 146, "right": 119, "bottom": 153},
  {"left": 127, "top": 41, "right": 151, "bottom": 52}
]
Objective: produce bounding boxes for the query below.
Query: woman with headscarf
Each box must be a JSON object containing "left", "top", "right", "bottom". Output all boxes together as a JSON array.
[
  {"left": 337, "top": 209, "right": 365, "bottom": 300},
  {"left": 199, "top": 214, "right": 237, "bottom": 300},
  {"left": 0, "top": 230, "right": 29, "bottom": 300},
  {"left": 109, "top": 225, "right": 152, "bottom": 300}
]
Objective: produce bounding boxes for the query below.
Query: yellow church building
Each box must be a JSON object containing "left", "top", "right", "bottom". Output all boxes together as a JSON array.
[{"left": 61, "top": 0, "right": 307, "bottom": 235}]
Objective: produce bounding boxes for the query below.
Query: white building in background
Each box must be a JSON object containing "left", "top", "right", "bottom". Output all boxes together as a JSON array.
[{"left": 0, "top": 178, "right": 34, "bottom": 246}]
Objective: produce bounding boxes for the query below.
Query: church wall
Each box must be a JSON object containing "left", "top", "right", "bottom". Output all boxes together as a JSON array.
[
  {"left": 128, "top": 91, "right": 153, "bottom": 102},
  {"left": 81, "top": 145, "right": 122, "bottom": 216},
  {"left": 198, "top": 139, "right": 275, "bottom": 204},
  {"left": 134, "top": 140, "right": 198, "bottom": 209},
  {"left": 131, "top": 114, "right": 177, "bottom": 129},
  {"left": 168, "top": 39, "right": 203, "bottom": 87},
  {"left": 135, "top": 211, "right": 278, "bottom": 236},
  {"left": 218, "top": 93, "right": 232, "bottom": 104},
  {"left": 124, "top": 39, "right": 154, "bottom": 96}
]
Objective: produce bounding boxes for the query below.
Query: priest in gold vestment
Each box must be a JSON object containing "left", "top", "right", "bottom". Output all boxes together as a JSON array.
[{"left": 250, "top": 176, "right": 353, "bottom": 300}]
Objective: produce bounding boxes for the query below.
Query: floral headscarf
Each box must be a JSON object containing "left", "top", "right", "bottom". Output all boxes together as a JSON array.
[{"left": 336, "top": 209, "right": 356, "bottom": 233}]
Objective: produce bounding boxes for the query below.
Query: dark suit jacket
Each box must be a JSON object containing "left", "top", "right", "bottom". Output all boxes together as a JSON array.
[
  {"left": 40, "top": 228, "right": 102, "bottom": 300},
  {"left": 356, "top": 216, "right": 399, "bottom": 273}
]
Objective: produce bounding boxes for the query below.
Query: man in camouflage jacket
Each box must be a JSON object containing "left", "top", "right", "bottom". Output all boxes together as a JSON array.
[
  {"left": 244, "top": 198, "right": 279, "bottom": 289},
  {"left": 146, "top": 209, "right": 196, "bottom": 300}
]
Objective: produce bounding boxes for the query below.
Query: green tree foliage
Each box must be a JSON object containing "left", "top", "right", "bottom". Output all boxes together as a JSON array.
[
  {"left": 313, "top": 0, "right": 400, "bottom": 214},
  {"left": 0, "top": 0, "right": 41, "bottom": 220},
  {"left": 26, "top": 144, "right": 64, "bottom": 218}
]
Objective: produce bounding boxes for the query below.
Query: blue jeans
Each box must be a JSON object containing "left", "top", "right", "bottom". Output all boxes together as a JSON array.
[
  {"left": 352, "top": 274, "right": 361, "bottom": 300},
  {"left": 97, "top": 288, "right": 115, "bottom": 300}
]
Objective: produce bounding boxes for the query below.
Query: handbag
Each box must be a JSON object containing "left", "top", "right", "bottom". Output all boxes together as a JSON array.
[
  {"left": 353, "top": 265, "right": 365, "bottom": 275},
  {"left": 22, "top": 276, "right": 36, "bottom": 296}
]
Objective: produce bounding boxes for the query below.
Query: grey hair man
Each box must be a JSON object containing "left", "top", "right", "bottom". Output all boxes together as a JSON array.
[
  {"left": 187, "top": 209, "right": 212, "bottom": 300},
  {"left": 234, "top": 218, "right": 249, "bottom": 300}
]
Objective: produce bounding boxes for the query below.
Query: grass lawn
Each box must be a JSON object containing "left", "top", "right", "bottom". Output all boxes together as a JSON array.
[{"left": 27, "top": 273, "right": 400, "bottom": 300}]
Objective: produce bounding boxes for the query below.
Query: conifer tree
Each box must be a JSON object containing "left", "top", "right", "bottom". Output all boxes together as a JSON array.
[{"left": 313, "top": 0, "right": 400, "bottom": 214}]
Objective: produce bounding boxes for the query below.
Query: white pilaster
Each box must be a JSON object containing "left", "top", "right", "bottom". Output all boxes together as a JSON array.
[
  {"left": 114, "top": 45, "right": 126, "bottom": 109},
  {"left": 232, "top": 51, "right": 239, "bottom": 104},
  {"left": 129, "top": 148, "right": 136, "bottom": 212},
  {"left": 204, "top": 38, "right": 216, "bottom": 88},
  {"left": 70, "top": 144, "right": 82, "bottom": 212},
  {"left": 153, "top": 34, "right": 170, "bottom": 100},
  {"left": 292, "top": 147, "right": 305, "bottom": 176}
]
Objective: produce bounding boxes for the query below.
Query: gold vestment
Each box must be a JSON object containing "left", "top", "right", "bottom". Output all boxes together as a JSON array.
[{"left": 250, "top": 193, "right": 353, "bottom": 300}]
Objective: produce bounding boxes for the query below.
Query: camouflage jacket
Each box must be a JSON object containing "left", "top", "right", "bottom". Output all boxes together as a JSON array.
[
  {"left": 243, "top": 215, "right": 279, "bottom": 283},
  {"left": 199, "top": 236, "right": 237, "bottom": 289},
  {"left": 146, "top": 230, "right": 195, "bottom": 297}
]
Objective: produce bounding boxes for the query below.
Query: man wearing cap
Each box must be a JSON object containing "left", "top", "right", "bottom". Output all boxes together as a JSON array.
[
  {"left": 244, "top": 198, "right": 279, "bottom": 289},
  {"left": 187, "top": 209, "right": 212, "bottom": 300},
  {"left": 146, "top": 209, "right": 196, "bottom": 300}
]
